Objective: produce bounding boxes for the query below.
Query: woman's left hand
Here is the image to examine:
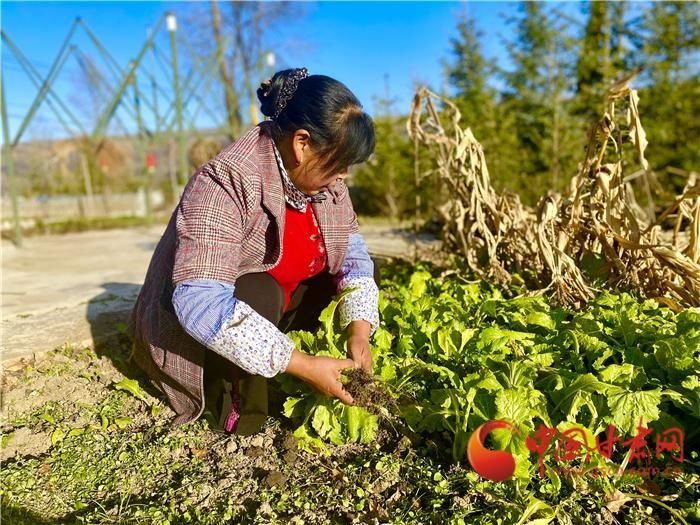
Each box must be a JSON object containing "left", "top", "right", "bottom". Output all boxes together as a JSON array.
[
  {"left": 346, "top": 321, "right": 373, "bottom": 372},
  {"left": 347, "top": 335, "right": 372, "bottom": 371}
]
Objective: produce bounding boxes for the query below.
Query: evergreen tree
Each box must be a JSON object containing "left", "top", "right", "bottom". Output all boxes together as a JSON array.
[
  {"left": 350, "top": 76, "right": 414, "bottom": 220},
  {"left": 575, "top": 2, "right": 612, "bottom": 121},
  {"left": 446, "top": 14, "right": 497, "bottom": 139},
  {"left": 636, "top": 1, "right": 699, "bottom": 182},
  {"left": 574, "top": 2, "right": 633, "bottom": 122},
  {"left": 500, "top": 2, "right": 578, "bottom": 201},
  {"left": 609, "top": 2, "right": 631, "bottom": 74},
  {"left": 444, "top": 12, "right": 518, "bottom": 200}
]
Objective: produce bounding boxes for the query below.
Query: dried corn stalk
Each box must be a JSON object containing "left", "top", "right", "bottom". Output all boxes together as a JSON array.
[
  {"left": 408, "top": 79, "right": 700, "bottom": 309},
  {"left": 407, "top": 89, "right": 537, "bottom": 285}
]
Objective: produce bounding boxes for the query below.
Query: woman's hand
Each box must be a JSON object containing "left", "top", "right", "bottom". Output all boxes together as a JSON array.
[
  {"left": 347, "top": 336, "right": 372, "bottom": 372},
  {"left": 285, "top": 349, "right": 357, "bottom": 405},
  {"left": 347, "top": 320, "right": 373, "bottom": 372}
]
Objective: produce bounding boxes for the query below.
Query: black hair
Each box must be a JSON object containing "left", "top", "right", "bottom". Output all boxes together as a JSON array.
[{"left": 257, "top": 69, "right": 375, "bottom": 173}]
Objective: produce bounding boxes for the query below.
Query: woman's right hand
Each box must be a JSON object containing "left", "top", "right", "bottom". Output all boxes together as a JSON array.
[{"left": 285, "top": 349, "right": 356, "bottom": 405}]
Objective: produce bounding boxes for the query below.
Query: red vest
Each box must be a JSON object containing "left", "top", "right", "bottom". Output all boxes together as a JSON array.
[{"left": 267, "top": 204, "right": 327, "bottom": 310}]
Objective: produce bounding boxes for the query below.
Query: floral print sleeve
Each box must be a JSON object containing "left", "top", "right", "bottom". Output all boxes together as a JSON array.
[
  {"left": 335, "top": 233, "right": 380, "bottom": 335},
  {"left": 172, "top": 280, "right": 294, "bottom": 378}
]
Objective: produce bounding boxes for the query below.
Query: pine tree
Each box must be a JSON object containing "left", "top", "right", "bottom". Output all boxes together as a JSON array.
[
  {"left": 609, "top": 2, "right": 630, "bottom": 75},
  {"left": 636, "top": 1, "right": 699, "bottom": 183},
  {"left": 350, "top": 76, "right": 414, "bottom": 220},
  {"left": 500, "top": 2, "right": 577, "bottom": 201},
  {"left": 575, "top": 2, "right": 612, "bottom": 121},
  {"left": 446, "top": 14, "right": 497, "bottom": 138},
  {"left": 444, "top": 12, "right": 519, "bottom": 200},
  {"left": 574, "top": 2, "right": 633, "bottom": 122}
]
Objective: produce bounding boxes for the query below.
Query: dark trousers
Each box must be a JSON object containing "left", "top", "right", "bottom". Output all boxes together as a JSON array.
[{"left": 204, "top": 264, "right": 381, "bottom": 435}]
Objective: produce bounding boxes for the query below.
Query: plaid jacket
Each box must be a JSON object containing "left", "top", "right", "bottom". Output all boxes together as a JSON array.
[{"left": 128, "top": 123, "right": 359, "bottom": 425}]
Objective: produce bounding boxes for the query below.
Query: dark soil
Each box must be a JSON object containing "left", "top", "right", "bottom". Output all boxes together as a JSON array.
[
  {"left": 341, "top": 368, "right": 418, "bottom": 446},
  {"left": 342, "top": 368, "right": 396, "bottom": 413}
]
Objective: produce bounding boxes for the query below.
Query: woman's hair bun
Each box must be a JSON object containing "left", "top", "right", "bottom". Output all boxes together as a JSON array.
[
  {"left": 257, "top": 76, "right": 281, "bottom": 118},
  {"left": 257, "top": 69, "right": 308, "bottom": 119}
]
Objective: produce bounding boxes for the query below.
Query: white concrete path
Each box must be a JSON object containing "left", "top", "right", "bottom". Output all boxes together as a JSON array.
[{"left": 2, "top": 224, "right": 433, "bottom": 364}]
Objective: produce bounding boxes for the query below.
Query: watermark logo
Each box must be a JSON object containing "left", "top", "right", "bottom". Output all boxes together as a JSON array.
[
  {"left": 467, "top": 419, "right": 685, "bottom": 482},
  {"left": 466, "top": 419, "right": 518, "bottom": 481}
]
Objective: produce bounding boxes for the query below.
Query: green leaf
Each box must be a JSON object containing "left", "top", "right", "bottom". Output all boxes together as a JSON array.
[
  {"left": 409, "top": 358, "right": 460, "bottom": 388},
  {"left": 114, "top": 378, "right": 148, "bottom": 402},
  {"left": 571, "top": 320, "right": 608, "bottom": 352},
  {"left": 319, "top": 288, "right": 355, "bottom": 350},
  {"left": 311, "top": 405, "right": 333, "bottom": 439},
  {"left": 516, "top": 496, "right": 555, "bottom": 525},
  {"left": 114, "top": 417, "right": 132, "bottom": 429},
  {"left": 654, "top": 336, "right": 698, "bottom": 373},
  {"left": 283, "top": 397, "right": 305, "bottom": 419},
  {"left": 293, "top": 423, "right": 312, "bottom": 440},
  {"left": 480, "top": 299, "right": 498, "bottom": 318},
  {"left": 552, "top": 373, "right": 609, "bottom": 423},
  {"left": 556, "top": 421, "right": 597, "bottom": 454},
  {"left": 527, "top": 352, "right": 555, "bottom": 367},
  {"left": 472, "top": 391, "right": 497, "bottom": 423},
  {"left": 344, "top": 405, "right": 378, "bottom": 443},
  {"left": 607, "top": 387, "right": 662, "bottom": 434},
  {"left": 409, "top": 270, "right": 431, "bottom": 298},
  {"left": 526, "top": 311, "right": 555, "bottom": 331},
  {"left": 400, "top": 405, "right": 428, "bottom": 430},
  {"left": 682, "top": 375, "right": 700, "bottom": 391},
  {"left": 327, "top": 424, "right": 345, "bottom": 446},
  {"left": 464, "top": 370, "right": 502, "bottom": 393},
  {"left": 436, "top": 329, "right": 457, "bottom": 357},
  {"left": 51, "top": 427, "right": 64, "bottom": 445},
  {"left": 318, "top": 300, "right": 340, "bottom": 347},
  {"left": 599, "top": 364, "right": 646, "bottom": 389},
  {"left": 618, "top": 308, "right": 639, "bottom": 347},
  {"left": 359, "top": 413, "right": 378, "bottom": 443},
  {"left": 346, "top": 405, "right": 362, "bottom": 442},
  {"left": 476, "top": 326, "right": 534, "bottom": 353},
  {"left": 492, "top": 360, "right": 537, "bottom": 389},
  {"left": 68, "top": 427, "right": 85, "bottom": 437},
  {"left": 288, "top": 330, "right": 317, "bottom": 353},
  {"left": 544, "top": 465, "right": 561, "bottom": 496},
  {"left": 495, "top": 387, "right": 536, "bottom": 426},
  {"left": 379, "top": 360, "right": 397, "bottom": 382},
  {"left": 677, "top": 309, "right": 700, "bottom": 335},
  {"left": 373, "top": 327, "right": 394, "bottom": 353},
  {"left": 293, "top": 424, "right": 328, "bottom": 454}
]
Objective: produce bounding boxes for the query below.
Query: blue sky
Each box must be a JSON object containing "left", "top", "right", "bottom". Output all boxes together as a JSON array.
[{"left": 1, "top": 1, "right": 575, "bottom": 142}]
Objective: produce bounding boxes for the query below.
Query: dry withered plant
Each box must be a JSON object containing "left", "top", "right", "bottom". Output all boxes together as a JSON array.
[{"left": 407, "top": 78, "right": 700, "bottom": 309}]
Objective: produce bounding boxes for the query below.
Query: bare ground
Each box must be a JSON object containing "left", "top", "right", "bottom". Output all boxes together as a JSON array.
[{"left": 0, "top": 339, "right": 456, "bottom": 524}]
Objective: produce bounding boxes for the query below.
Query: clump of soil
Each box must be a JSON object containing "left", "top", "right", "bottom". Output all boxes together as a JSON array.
[
  {"left": 342, "top": 369, "right": 419, "bottom": 446},
  {"left": 342, "top": 369, "right": 395, "bottom": 412}
]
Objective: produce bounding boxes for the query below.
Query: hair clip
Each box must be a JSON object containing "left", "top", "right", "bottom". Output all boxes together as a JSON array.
[{"left": 274, "top": 68, "right": 309, "bottom": 119}]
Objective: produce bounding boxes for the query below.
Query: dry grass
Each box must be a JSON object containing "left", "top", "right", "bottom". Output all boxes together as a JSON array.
[{"left": 408, "top": 76, "right": 700, "bottom": 309}]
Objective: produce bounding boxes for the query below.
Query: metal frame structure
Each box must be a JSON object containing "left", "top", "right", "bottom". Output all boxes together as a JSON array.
[{"left": 1, "top": 11, "right": 229, "bottom": 246}]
